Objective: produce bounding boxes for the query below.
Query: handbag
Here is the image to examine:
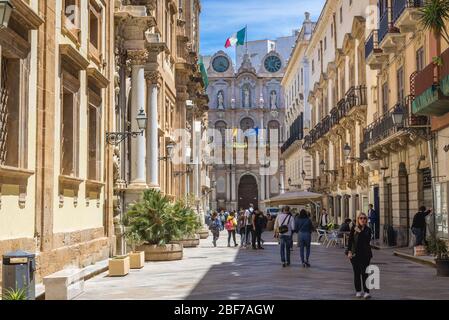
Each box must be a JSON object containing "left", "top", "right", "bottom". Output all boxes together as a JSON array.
[{"left": 278, "top": 215, "right": 291, "bottom": 234}]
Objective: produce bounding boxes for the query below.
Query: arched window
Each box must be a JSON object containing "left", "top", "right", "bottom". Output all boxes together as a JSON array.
[{"left": 267, "top": 120, "right": 281, "bottom": 145}]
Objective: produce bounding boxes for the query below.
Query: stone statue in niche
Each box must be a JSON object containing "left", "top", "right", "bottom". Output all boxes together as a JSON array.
[
  {"left": 270, "top": 90, "right": 278, "bottom": 109},
  {"left": 217, "top": 91, "right": 224, "bottom": 109},
  {"left": 243, "top": 86, "right": 251, "bottom": 108}
]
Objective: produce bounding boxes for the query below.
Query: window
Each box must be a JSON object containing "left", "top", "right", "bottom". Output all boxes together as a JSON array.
[
  {"left": 64, "top": 0, "right": 79, "bottom": 27},
  {"left": 0, "top": 57, "right": 28, "bottom": 168},
  {"left": 397, "top": 67, "right": 405, "bottom": 103},
  {"left": 89, "top": 1, "right": 102, "bottom": 61},
  {"left": 87, "top": 88, "right": 101, "bottom": 181},
  {"left": 416, "top": 47, "right": 425, "bottom": 72},
  {"left": 324, "top": 37, "right": 327, "bottom": 51},
  {"left": 340, "top": 6, "right": 343, "bottom": 23},
  {"left": 382, "top": 82, "right": 389, "bottom": 114},
  {"left": 312, "top": 59, "right": 315, "bottom": 73},
  {"left": 61, "top": 70, "right": 80, "bottom": 177}
]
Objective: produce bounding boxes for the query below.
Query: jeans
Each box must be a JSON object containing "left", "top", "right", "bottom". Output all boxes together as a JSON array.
[
  {"left": 211, "top": 230, "right": 219, "bottom": 246},
  {"left": 351, "top": 256, "right": 371, "bottom": 293},
  {"left": 245, "top": 225, "right": 253, "bottom": 245},
  {"left": 280, "top": 235, "right": 292, "bottom": 264},
  {"left": 298, "top": 232, "right": 312, "bottom": 263},
  {"left": 239, "top": 228, "right": 246, "bottom": 246},
  {"left": 252, "top": 228, "right": 262, "bottom": 248},
  {"left": 227, "top": 230, "right": 237, "bottom": 246},
  {"left": 412, "top": 227, "right": 425, "bottom": 246}
]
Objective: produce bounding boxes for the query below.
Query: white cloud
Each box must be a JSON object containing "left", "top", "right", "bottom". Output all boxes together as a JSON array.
[{"left": 200, "top": 0, "right": 325, "bottom": 56}]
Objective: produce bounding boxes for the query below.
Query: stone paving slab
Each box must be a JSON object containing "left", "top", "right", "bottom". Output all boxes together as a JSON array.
[{"left": 76, "top": 232, "right": 449, "bottom": 300}]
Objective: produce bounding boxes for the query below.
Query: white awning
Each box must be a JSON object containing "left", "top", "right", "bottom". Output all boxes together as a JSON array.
[{"left": 263, "top": 191, "right": 323, "bottom": 206}]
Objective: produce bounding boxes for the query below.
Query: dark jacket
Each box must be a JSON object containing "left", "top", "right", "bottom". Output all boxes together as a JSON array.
[
  {"left": 295, "top": 217, "right": 313, "bottom": 234},
  {"left": 339, "top": 222, "right": 351, "bottom": 232},
  {"left": 346, "top": 226, "right": 372, "bottom": 260},
  {"left": 411, "top": 210, "right": 431, "bottom": 229}
]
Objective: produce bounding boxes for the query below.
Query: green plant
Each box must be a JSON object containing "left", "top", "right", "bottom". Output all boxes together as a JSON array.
[
  {"left": 124, "top": 230, "right": 143, "bottom": 252},
  {"left": 427, "top": 236, "right": 448, "bottom": 259},
  {"left": 419, "top": 0, "right": 449, "bottom": 76},
  {"left": 1, "top": 286, "right": 27, "bottom": 300},
  {"left": 123, "top": 189, "right": 183, "bottom": 246},
  {"left": 171, "top": 198, "right": 201, "bottom": 239}
]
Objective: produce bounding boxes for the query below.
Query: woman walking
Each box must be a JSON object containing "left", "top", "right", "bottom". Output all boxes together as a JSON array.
[
  {"left": 238, "top": 209, "right": 246, "bottom": 248},
  {"left": 209, "top": 212, "right": 222, "bottom": 247},
  {"left": 274, "top": 206, "right": 295, "bottom": 267},
  {"left": 346, "top": 212, "right": 373, "bottom": 299},
  {"left": 225, "top": 211, "right": 238, "bottom": 247},
  {"left": 295, "top": 209, "right": 313, "bottom": 268},
  {"left": 252, "top": 209, "right": 266, "bottom": 250}
]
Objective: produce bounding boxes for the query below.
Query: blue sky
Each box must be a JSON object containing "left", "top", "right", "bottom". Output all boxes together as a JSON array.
[{"left": 200, "top": 0, "right": 326, "bottom": 57}]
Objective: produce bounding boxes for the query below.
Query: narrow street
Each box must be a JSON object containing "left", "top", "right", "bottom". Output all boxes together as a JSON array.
[{"left": 76, "top": 232, "right": 449, "bottom": 300}]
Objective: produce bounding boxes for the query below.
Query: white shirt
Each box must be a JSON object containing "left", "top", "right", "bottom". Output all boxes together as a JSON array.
[
  {"left": 245, "top": 209, "right": 253, "bottom": 226},
  {"left": 275, "top": 213, "right": 296, "bottom": 236},
  {"left": 321, "top": 213, "right": 328, "bottom": 227}
]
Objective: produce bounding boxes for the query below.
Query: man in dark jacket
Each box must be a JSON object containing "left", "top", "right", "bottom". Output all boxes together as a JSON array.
[{"left": 411, "top": 206, "right": 432, "bottom": 246}]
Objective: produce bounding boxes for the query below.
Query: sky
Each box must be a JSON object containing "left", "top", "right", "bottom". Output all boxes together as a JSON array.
[{"left": 200, "top": 0, "right": 326, "bottom": 57}]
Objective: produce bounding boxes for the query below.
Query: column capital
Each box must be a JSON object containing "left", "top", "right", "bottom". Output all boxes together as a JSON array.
[
  {"left": 145, "top": 70, "right": 161, "bottom": 85},
  {"left": 127, "top": 49, "right": 148, "bottom": 66}
]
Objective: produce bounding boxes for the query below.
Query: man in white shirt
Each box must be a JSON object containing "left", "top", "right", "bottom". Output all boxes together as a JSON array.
[
  {"left": 244, "top": 204, "right": 254, "bottom": 247},
  {"left": 274, "top": 206, "right": 296, "bottom": 267}
]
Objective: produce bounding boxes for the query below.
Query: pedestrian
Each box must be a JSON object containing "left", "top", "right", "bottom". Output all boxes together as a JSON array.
[
  {"left": 209, "top": 212, "right": 222, "bottom": 247},
  {"left": 244, "top": 204, "right": 255, "bottom": 247},
  {"left": 225, "top": 211, "right": 238, "bottom": 247},
  {"left": 252, "top": 209, "right": 266, "bottom": 250},
  {"left": 346, "top": 212, "right": 373, "bottom": 299},
  {"left": 295, "top": 209, "right": 313, "bottom": 268},
  {"left": 368, "top": 204, "right": 378, "bottom": 239},
  {"left": 274, "top": 206, "right": 295, "bottom": 268},
  {"left": 320, "top": 208, "right": 329, "bottom": 230},
  {"left": 411, "top": 206, "right": 432, "bottom": 246},
  {"left": 238, "top": 209, "right": 246, "bottom": 247},
  {"left": 339, "top": 218, "right": 352, "bottom": 232}
]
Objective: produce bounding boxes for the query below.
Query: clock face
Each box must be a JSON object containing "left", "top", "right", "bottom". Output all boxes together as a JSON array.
[
  {"left": 212, "top": 56, "right": 230, "bottom": 73},
  {"left": 264, "top": 55, "right": 282, "bottom": 73}
]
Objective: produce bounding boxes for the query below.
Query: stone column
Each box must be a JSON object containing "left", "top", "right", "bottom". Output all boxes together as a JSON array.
[
  {"left": 129, "top": 51, "right": 148, "bottom": 187},
  {"left": 145, "top": 71, "right": 160, "bottom": 189},
  {"left": 261, "top": 172, "right": 266, "bottom": 201}
]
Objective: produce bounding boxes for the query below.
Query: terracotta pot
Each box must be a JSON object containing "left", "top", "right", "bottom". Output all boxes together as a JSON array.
[
  {"left": 109, "top": 256, "right": 130, "bottom": 277},
  {"left": 137, "top": 243, "right": 183, "bottom": 261},
  {"left": 172, "top": 234, "right": 200, "bottom": 248},
  {"left": 128, "top": 251, "right": 145, "bottom": 269}
]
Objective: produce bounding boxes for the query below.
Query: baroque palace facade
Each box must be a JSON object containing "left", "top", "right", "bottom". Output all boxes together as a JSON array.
[
  {"left": 205, "top": 36, "right": 296, "bottom": 211},
  {"left": 284, "top": 0, "right": 449, "bottom": 246},
  {"left": 0, "top": 0, "right": 208, "bottom": 286}
]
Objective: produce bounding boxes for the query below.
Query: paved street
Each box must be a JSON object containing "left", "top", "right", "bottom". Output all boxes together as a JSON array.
[{"left": 76, "top": 231, "right": 449, "bottom": 300}]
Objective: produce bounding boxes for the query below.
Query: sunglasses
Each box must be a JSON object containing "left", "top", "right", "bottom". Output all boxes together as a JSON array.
[{"left": 359, "top": 217, "right": 367, "bottom": 220}]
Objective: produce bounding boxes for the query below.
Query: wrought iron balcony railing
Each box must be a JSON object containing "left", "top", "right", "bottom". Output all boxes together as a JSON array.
[
  {"left": 393, "top": 0, "right": 424, "bottom": 23},
  {"left": 365, "top": 30, "right": 379, "bottom": 60}
]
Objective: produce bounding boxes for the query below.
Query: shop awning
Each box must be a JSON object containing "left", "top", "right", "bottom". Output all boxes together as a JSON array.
[{"left": 263, "top": 191, "right": 323, "bottom": 206}]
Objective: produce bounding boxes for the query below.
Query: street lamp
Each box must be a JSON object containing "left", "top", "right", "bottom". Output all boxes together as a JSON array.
[
  {"left": 320, "top": 160, "right": 338, "bottom": 175},
  {"left": 106, "top": 107, "right": 148, "bottom": 145},
  {"left": 159, "top": 141, "right": 177, "bottom": 161},
  {"left": 0, "top": 0, "right": 13, "bottom": 29},
  {"left": 301, "top": 170, "right": 307, "bottom": 181},
  {"left": 343, "top": 143, "right": 362, "bottom": 162},
  {"left": 392, "top": 105, "right": 405, "bottom": 126},
  {"left": 288, "top": 177, "right": 301, "bottom": 189}
]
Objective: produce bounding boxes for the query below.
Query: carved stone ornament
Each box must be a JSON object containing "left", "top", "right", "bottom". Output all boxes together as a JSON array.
[
  {"left": 145, "top": 71, "right": 161, "bottom": 84},
  {"left": 127, "top": 50, "right": 149, "bottom": 66}
]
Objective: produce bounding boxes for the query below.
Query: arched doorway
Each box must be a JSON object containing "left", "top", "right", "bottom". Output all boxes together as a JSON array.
[{"left": 238, "top": 175, "right": 258, "bottom": 210}]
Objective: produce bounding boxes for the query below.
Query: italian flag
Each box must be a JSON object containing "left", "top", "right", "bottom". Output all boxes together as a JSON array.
[{"left": 225, "top": 27, "right": 246, "bottom": 48}]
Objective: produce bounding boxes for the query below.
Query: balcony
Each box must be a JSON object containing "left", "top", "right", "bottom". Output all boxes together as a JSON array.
[
  {"left": 393, "top": 0, "right": 424, "bottom": 33},
  {"left": 378, "top": 9, "right": 404, "bottom": 54},
  {"left": 364, "top": 96, "right": 429, "bottom": 152},
  {"left": 365, "top": 30, "right": 388, "bottom": 70},
  {"left": 412, "top": 47, "right": 449, "bottom": 116},
  {"left": 281, "top": 113, "right": 304, "bottom": 154},
  {"left": 302, "top": 86, "right": 367, "bottom": 150}
]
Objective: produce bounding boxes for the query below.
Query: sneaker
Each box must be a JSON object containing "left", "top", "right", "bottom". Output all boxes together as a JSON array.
[
  {"left": 302, "top": 263, "right": 307, "bottom": 268},
  {"left": 234, "top": 244, "right": 238, "bottom": 247},
  {"left": 355, "top": 292, "right": 363, "bottom": 298},
  {"left": 363, "top": 293, "right": 371, "bottom": 300},
  {"left": 287, "top": 262, "right": 291, "bottom": 266},
  {"left": 305, "top": 262, "right": 311, "bottom": 268},
  {"left": 252, "top": 247, "right": 257, "bottom": 250},
  {"left": 282, "top": 263, "right": 286, "bottom": 268}
]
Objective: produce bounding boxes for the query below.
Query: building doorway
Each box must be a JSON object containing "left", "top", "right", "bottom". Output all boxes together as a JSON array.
[{"left": 238, "top": 175, "right": 258, "bottom": 210}]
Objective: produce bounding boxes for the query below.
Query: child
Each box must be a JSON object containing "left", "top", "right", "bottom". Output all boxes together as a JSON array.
[{"left": 209, "top": 212, "right": 222, "bottom": 247}]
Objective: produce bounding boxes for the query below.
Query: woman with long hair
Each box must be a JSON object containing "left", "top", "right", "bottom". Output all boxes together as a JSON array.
[
  {"left": 295, "top": 209, "right": 313, "bottom": 268},
  {"left": 346, "top": 212, "right": 373, "bottom": 299}
]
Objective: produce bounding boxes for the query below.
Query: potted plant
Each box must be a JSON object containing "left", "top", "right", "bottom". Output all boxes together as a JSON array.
[
  {"left": 108, "top": 255, "right": 130, "bottom": 277},
  {"left": 124, "top": 189, "right": 183, "bottom": 262},
  {"left": 125, "top": 231, "right": 145, "bottom": 269},
  {"left": 171, "top": 199, "right": 201, "bottom": 248},
  {"left": 427, "top": 236, "right": 449, "bottom": 277},
  {"left": 1, "top": 286, "right": 27, "bottom": 300}
]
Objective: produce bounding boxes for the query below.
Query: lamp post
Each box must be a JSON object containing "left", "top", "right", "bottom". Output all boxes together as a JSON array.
[
  {"left": 0, "top": 0, "right": 14, "bottom": 29},
  {"left": 159, "top": 141, "right": 177, "bottom": 161},
  {"left": 106, "top": 107, "right": 148, "bottom": 145},
  {"left": 288, "top": 177, "right": 301, "bottom": 189},
  {"left": 320, "top": 160, "right": 338, "bottom": 174},
  {"left": 343, "top": 143, "right": 362, "bottom": 162}
]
